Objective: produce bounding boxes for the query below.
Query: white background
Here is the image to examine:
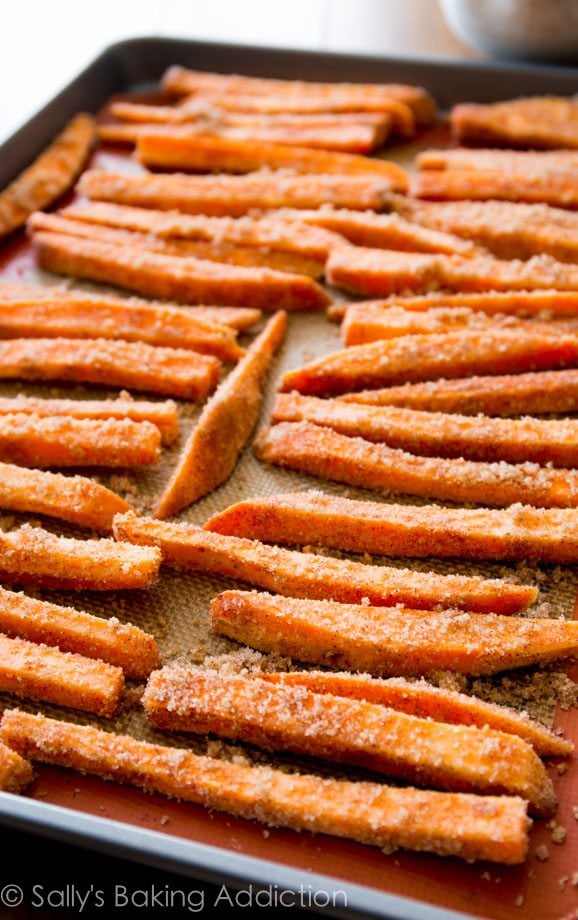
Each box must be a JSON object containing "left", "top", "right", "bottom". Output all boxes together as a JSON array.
[{"left": 0, "top": 0, "right": 470, "bottom": 143}]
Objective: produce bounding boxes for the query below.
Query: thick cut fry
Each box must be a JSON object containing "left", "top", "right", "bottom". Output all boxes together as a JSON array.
[
  {"left": 450, "top": 96, "right": 578, "bottom": 148},
  {"left": 0, "top": 395, "right": 178, "bottom": 446},
  {"left": 78, "top": 170, "right": 398, "bottom": 215},
  {"left": 327, "top": 245, "right": 578, "bottom": 297},
  {"left": 205, "top": 491, "right": 578, "bottom": 565},
  {"left": 255, "top": 421, "right": 578, "bottom": 508},
  {"left": 144, "top": 668, "right": 555, "bottom": 814},
  {"left": 211, "top": 589, "right": 578, "bottom": 675},
  {"left": 0, "top": 709, "right": 528, "bottom": 864},
  {"left": 0, "top": 414, "right": 161, "bottom": 468},
  {"left": 136, "top": 133, "right": 409, "bottom": 186},
  {"left": 0, "top": 524, "right": 160, "bottom": 590},
  {"left": 272, "top": 393, "right": 578, "bottom": 467},
  {"left": 33, "top": 231, "right": 329, "bottom": 311},
  {"left": 281, "top": 330, "right": 578, "bottom": 396},
  {"left": 155, "top": 312, "right": 287, "bottom": 517},
  {"left": 0, "top": 463, "right": 132, "bottom": 532},
  {"left": 418, "top": 148, "right": 578, "bottom": 172},
  {"left": 0, "top": 741, "right": 32, "bottom": 793},
  {"left": 0, "top": 634, "right": 123, "bottom": 716},
  {"left": 412, "top": 169, "right": 578, "bottom": 209},
  {"left": 161, "top": 66, "right": 436, "bottom": 125},
  {"left": 261, "top": 671, "right": 572, "bottom": 758},
  {"left": 340, "top": 369, "right": 578, "bottom": 417},
  {"left": 0, "top": 113, "right": 95, "bottom": 239},
  {"left": 0, "top": 587, "right": 159, "bottom": 679},
  {"left": 327, "top": 291, "right": 578, "bottom": 321},
  {"left": 0, "top": 337, "right": 219, "bottom": 401},
  {"left": 113, "top": 511, "right": 535, "bottom": 614}
]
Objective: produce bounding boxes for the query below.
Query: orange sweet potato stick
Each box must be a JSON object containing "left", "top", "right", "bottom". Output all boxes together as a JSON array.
[
  {"left": 77, "top": 169, "right": 398, "bottom": 215},
  {"left": 339, "top": 369, "right": 578, "bottom": 417},
  {"left": 136, "top": 133, "right": 409, "bottom": 186},
  {"left": 280, "top": 330, "right": 578, "bottom": 396},
  {"left": 211, "top": 589, "right": 578, "bottom": 676},
  {"left": 0, "top": 395, "right": 178, "bottom": 446},
  {"left": 0, "top": 708, "right": 529, "bottom": 864},
  {"left": 326, "top": 245, "right": 578, "bottom": 297},
  {"left": 412, "top": 169, "right": 578, "bottom": 209},
  {"left": 327, "top": 291, "right": 578, "bottom": 321},
  {"left": 33, "top": 231, "right": 329, "bottom": 311},
  {"left": 155, "top": 311, "right": 287, "bottom": 517},
  {"left": 144, "top": 667, "right": 555, "bottom": 814},
  {"left": 204, "top": 491, "right": 578, "bottom": 565},
  {"left": 0, "top": 337, "right": 220, "bottom": 401},
  {"left": 254, "top": 421, "right": 578, "bottom": 508},
  {"left": 272, "top": 393, "right": 578, "bottom": 467},
  {"left": 0, "top": 634, "right": 123, "bottom": 716},
  {"left": 0, "top": 413, "right": 161, "bottom": 468},
  {"left": 0, "top": 113, "right": 95, "bottom": 239},
  {"left": 0, "top": 586, "right": 159, "bottom": 679},
  {"left": 0, "top": 740, "right": 32, "bottom": 793},
  {"left": 0, "top": 463, "right": 132, "bottom": 532},
  {"left": 113, "top": 511, "right": 535, "bottom": 614},
  {"left": 417, "top": 148, "right": 578, "bottom": 172},
  {"left": 0, "top": 524, "right": 160, "bottom": 590},
  {"left": 449, "top": 97, "right": 578, "bottom": 149}
]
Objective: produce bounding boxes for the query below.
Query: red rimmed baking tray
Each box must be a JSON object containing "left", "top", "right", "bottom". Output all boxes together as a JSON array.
[{"left": 1, "top": 37, "right": 578, "bottom": 920}]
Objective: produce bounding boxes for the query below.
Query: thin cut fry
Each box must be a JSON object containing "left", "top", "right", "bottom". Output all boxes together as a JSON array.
[
  {"left": 418, "top": 148, "right": 578, "bottom": 172},
  {"left": 205, "top": 491, "right": 578, "bottom": 565},
  {"left": 450, "top": 96, "right": 578, "bottom": 148},
  {"left": 0, "top": 395, "right": 178, "bottom": 446},
  {"left": 260, "top": 670, "right": 572, "bottom": 758},
  {"left": 0, "top": 336, "right": 220, "bottom": 401},
  {"left": 254, "top": 421, "right": 578, "bottom": 508},
  {"left": 0, "top": 113, "right": 95, "bottom": 239},
  {"left": 0, "top": 414, "right": 161, "bottom": 468},
  {"left": 412, "top": 169, "right": 578, "bottom": 209},
  {"left": 33, "top": 231, "right": 329, "bottom": 311},
  {"left": 0, "top": 741, "right": 32, "bottom": 793},
  {"left": 0, "top": 463, "right": 132, "bottom": 532},
  {"left": 211, "top": 589, "right": 578, "bottom": 675},
  {"left": 113, "top": 511, "right": 536, "bottom": 615},
  {"left": 0, "top": 634, "right": 123, "bottom": 716},
  {"left": 326, "top": 245, "right": 578, "bottom": 297},
  {"left": 77, "top": 170, "right": 399, "bottom": 215},
  {"left": 0, "top": 709, "right": 529, "bottom": 864},
  {"left": 144, "top": 667, "right": 555, "bottom": 814},
  {"left": 136, "top": 133, "right": 409, "bottom": 186},
  {"left": 155, "top": 311, "right": 287, "bottom": 517},
  {"left": 327, "top": 291, "right": 578, "bottom": 321},
  {"left": 0, "top": 523, "right": 160, "bottom": 590},
  {"left": 281, "top": 330, "right": 578, "bottom": 396},
  {"left": 272, "top": 393, "right": 578, "bottom": 467},
  {"left": 339, "top": 369, "right": 578, "bottom": 417}
]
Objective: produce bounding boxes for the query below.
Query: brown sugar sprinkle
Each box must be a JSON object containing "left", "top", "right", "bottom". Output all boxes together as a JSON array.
[
  {"left": 547, "top": 820, "right": 567, "bottom": 844},
  {"left": 535, "top": 844, "right": 550, "bottom": 861}
]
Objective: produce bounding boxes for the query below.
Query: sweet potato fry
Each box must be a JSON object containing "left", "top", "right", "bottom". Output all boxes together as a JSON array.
[
  {"left": 211, "top": 589, "right": 578, "bottom": 675},
  {"left": 0, "top": 414, "right": 160, "bottom": 468},
  {"left": 340, "top": 369, "right": 578, "bottom": 417},
  {"left": 0, "top": 463, "right": 132, "bottom": 532},
  {"left": 327, "top": 245, "right": 578, "bottom": 297},
  {"left": 272, "top": 393, "right": 578, "bottom": 467},
  {"left": 0, "top": 336, "right": 219, "bottom": 401},
  {"left": 261, "top": 671, "right": 572, "bottom": 758},
  {"left": 0, "top": 395, "right": 178, "bottom": 446},
  {"left": 0, "top": 113, "right": 95, "bottom": 239},
  {"left": 450, "top": 96, "right": 578, "bottom": 148},
  {"left": 418, "top": 148, "right": 578, "bottom": 172},
  {"left": 281, "top": 330, "right": 578, "bottom": 396},
  {"left": 0, "top": 634, "right": 123, "bottom": 716},
  {"left": 155, "top": 312, "right": 287, "bottom": 517},
  {"left": 136, "top": 133, "right": 409, "bottom": 187},
  {"left": 113, "top": 511, "right": 535, "bottom": 614},
  {"left": 0, "top": 523, "right": 160, "bottom": 590},
  {"left": 0, "top": 586, "right": 159, "bottom": 679},
  {"left": 33, "top": 231, "right": 329, "bottom": 311},
  {"left": 327, "top": 291, "right": 578, "bottom": 320},
  {"left": 254, "top": 421, "right": 578, "bottom": 508},
  {"left": 412, "top": 169, "right": 578, "bottom": 209},
  {"left": 205, "top": 491, "right": 578, "bottom": 565},
  {"left": 77, "top": 170, "right": 398, "bottom": 215},
  {"left": 0, "top": 741, "right": 32, "bottom": 793},
  {"left": 144, "top": 667, "right": 556, "bottom": 814},
  {"left": 0, "top": 709, "right": 529, "bottom": 864}
]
